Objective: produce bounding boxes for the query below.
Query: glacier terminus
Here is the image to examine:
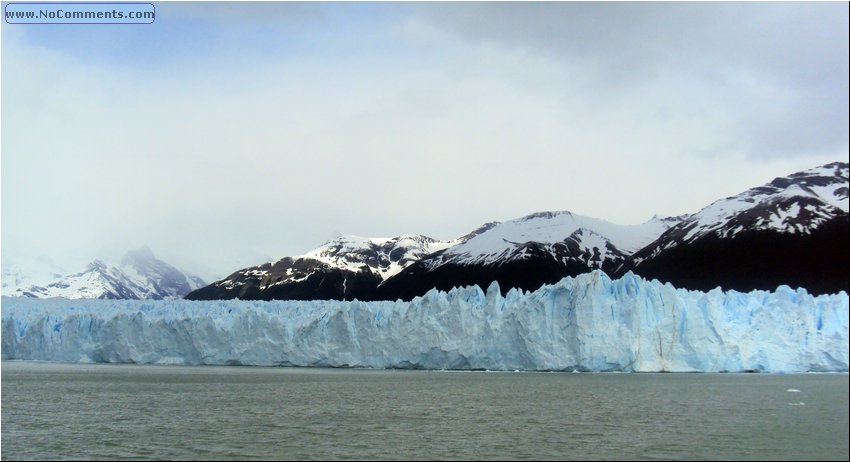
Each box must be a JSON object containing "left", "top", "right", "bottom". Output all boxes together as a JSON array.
[{"left": 2, "top": 271, "right": 847, "bottom": 373}]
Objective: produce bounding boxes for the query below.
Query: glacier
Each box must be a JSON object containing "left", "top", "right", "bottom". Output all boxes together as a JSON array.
[{"left": 2, "top": 271, "right": 847, "bottom": 372}]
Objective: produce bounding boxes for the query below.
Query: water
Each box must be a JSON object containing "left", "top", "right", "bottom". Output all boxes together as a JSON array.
[{"left": 2, "top": 362, "right": 847, "bottom": 461}]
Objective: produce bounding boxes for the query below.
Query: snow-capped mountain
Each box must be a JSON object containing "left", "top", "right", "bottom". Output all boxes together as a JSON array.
[
  {"left": 188, "top": 212, "right": 683, "bottom": 302},
  {"left": 185, "top": 234, "right": 457, "bottom": 301},
  {"left": 120, "top": 246, "right": 207, "bottom": 299},
  {"left": 623, "top": 162, "right": 849, "bottom": 295},
  {"left": 638, "top": 162, "right": 847, "bottom": 253},
  {"left": 424, "top": 211, "right": 678, "bottom": 267},
  {"left": 302, "top": 234, "right": 459, "bottom": 280},
  {"left": 187, "top": 161, "right": 848, "bottom": 301},
  {"left": 1, "top": 252, "right": 66, "bottom": 297},
  {"left": 5, "top": 247, "right": 205, "bottom": 300},
  {"left": 18, "top": 260, "right": 147, "bottom": 299},
  {"left": 373, "top": 211, "right": 683, "bottom": 301}
]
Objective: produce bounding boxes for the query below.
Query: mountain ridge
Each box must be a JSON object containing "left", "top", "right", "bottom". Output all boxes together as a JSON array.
[
  {"left": 187, "top": 161, "right": 848, "bottom": 300},
  {"left": 619, "top": 161, "right": 849, "bottom": 294},
  {"left": 3, "top": 247, "right": 205, "bottom": 300},
  {"left": 187, "top": 212, "right": 686, "bottom": 301}
]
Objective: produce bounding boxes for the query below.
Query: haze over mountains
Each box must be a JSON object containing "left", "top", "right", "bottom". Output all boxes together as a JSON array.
[
  {"left": 187, "top": 162, "right": 849, "bottom": 300},
  {"left": 2, "top": 162, "right": 846, "bottom": 301},
  {"left": 2, "top": 247, "right": 205, "bottom": 300}
]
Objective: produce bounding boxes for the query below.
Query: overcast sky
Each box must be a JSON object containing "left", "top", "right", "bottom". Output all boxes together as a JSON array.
[{"left": 2, "top": 2, "right": 848, "bottom": 281}]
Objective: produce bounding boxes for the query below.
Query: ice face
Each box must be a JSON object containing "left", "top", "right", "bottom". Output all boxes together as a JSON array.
[{"left": 2, "top": 271, "right": 847, "bottom": 372}]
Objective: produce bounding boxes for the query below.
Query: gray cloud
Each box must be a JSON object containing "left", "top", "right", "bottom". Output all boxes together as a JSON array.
[
  {"left": 413, "top": 2, "right": 849, "bottom": 159},
  {"left": 2, "top": 3, "right": 847, "bottom": 281},
  {"left": 160, "top": 2, "right": 328, "bottom": 25}
]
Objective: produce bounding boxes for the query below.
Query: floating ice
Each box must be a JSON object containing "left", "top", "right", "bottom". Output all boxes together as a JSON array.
[{"left": 2, "top": 271, "right": 848, "bottom": 372}]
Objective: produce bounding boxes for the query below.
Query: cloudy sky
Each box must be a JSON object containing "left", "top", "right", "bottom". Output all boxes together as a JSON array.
[{"left": 2, "top": 2, "right": 848, "bottom": 280}]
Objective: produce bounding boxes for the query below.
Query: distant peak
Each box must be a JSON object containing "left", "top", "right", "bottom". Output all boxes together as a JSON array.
[
  {"left": 776, "top": 162, "right": 848, "bottom": 184},
  {"left": 134, "top": 245, "right": 156, "bottom": 258},
  {"left": 86, "top": 259, "right": 108, "bottom": 271},
  {"left": 820, "top": 161, "right": 848, "bottom": 172},
  {"left": 459, "top": 221, "right": 501, "bottom": 242},
  {"left": 122, "top": 246, "right": 157, "bottom": 264},
  {"left": 320, "top": 233, "right": 438, "bottom": 248},
  {"left": 645, "top": 214, "right": 689, "bottom": 225},
  {"left": 395, "top": 233, "right": 429, "bottom": 241},
  {"left": 519, "top": 210, "right": 573, "bottom": 221},
  {"left": 321, "top": 233, "right": 372, "bottom": 246}
]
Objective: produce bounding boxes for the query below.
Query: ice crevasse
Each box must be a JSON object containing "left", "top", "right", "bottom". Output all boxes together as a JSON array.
[{"left": 2, "top": 271, "right": 847, "bottom": 372}]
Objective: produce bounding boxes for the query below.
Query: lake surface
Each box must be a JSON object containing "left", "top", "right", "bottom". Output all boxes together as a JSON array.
[{"left": 1, "top": 362, "right": 848, "bottom": 460}]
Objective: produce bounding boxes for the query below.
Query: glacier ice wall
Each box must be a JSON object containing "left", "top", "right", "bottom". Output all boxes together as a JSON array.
[{"left": 2, "top": 271, "right": 847, "bottom": 372}]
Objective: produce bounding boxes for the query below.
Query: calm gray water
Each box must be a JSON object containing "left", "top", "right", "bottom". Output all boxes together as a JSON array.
[{"left": 1, "top": 362, "right": 847, "bottom": 461}]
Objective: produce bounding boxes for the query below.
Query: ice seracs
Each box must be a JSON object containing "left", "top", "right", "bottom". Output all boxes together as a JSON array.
[{"left": 5, "top": 271, "right": 847, "bottom": 372}]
